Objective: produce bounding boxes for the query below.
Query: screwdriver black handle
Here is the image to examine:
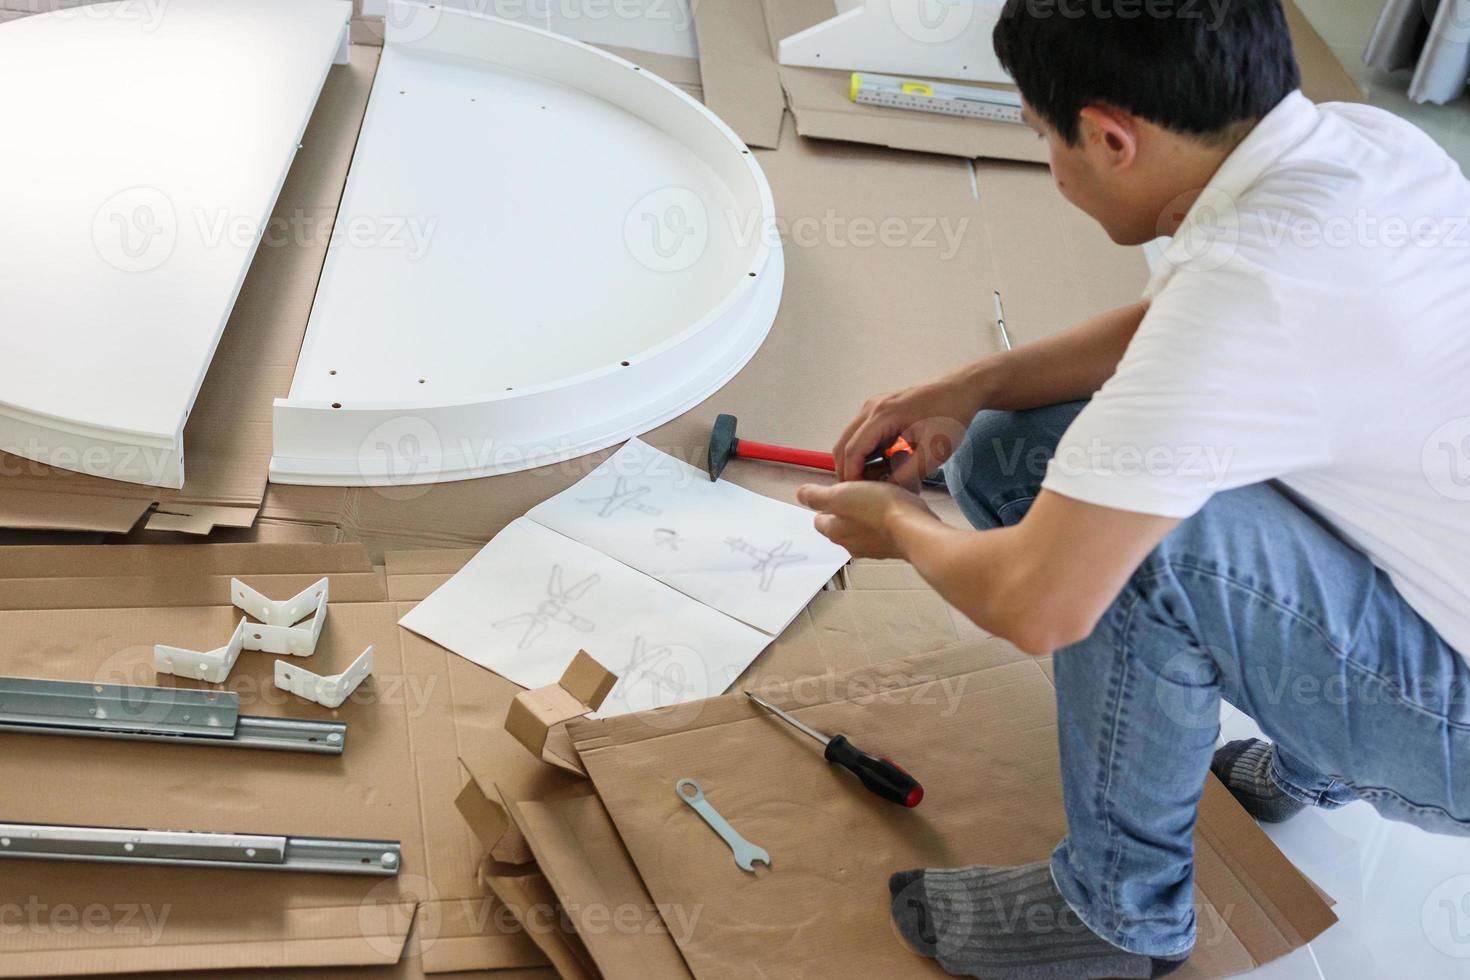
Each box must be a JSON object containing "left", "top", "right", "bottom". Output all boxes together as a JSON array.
[{"left": 823, "top": 734, "right": 924, "bottom": 808}]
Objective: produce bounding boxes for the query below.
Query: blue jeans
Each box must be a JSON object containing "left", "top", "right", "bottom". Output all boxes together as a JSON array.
[{"left": 944, "top": 401, "right": 1470, "bottom": 958}]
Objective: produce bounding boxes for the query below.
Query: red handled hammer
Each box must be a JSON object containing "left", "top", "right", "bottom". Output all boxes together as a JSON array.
[{"left": 707, "top": 413, "right": 914, "bottom": 483}]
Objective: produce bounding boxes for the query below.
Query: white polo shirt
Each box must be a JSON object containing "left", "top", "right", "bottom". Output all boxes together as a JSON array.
[{"left": 1042, "top": 91, "right": 1470, "bottom": 659}]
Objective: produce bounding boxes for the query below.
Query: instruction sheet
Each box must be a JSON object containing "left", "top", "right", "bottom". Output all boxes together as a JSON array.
[
  {"left": 399, "top": 440, "right": 850, "bottom": 716},
  {"left": 528, "top": 438, "right": 850, "bottom": 633}
]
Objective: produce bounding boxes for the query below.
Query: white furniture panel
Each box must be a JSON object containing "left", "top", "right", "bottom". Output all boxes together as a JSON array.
[
  {"left": 270, "top": 0, "right": 783, "bottom": 486},
  {"left": 778, "top": 0, "right": 1011, "bottom": 84},
  {"left": 0, "top": 0, "right": 352, "bottom": 487}
]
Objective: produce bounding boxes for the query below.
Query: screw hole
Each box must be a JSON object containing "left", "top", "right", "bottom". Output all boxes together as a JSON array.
[
  {"left": 748, "top": 272, "right": 757, "bottom": 277},
  {"left": 331, "top": 402, "right": 342, "bottom": 409},
  {"left": 620, "top": 360, "right": 630, "bottom": 367}
]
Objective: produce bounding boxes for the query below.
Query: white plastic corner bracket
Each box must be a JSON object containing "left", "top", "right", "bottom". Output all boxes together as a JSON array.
[
  {"left": 154, "top": 618, "right": 247, "bottom": 684},
  {"left": 232, "top": 577, "right": 329, "bottom": 657},
  {"left": 274, "top": 646, "right": 374, "bottom": 710}
]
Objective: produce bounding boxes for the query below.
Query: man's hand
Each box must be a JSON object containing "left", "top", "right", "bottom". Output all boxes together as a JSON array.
[
  {"left": 797, "top": 481, "right": 937, "bottom": 559},
  {"left": 833, "top": 374, "right": 985, "bottom": 487}
]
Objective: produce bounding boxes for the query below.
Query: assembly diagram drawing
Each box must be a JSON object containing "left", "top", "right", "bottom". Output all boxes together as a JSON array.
[
  {"left": 617, "top": 636, "right": 703, "bottom": 705},
  {"left": 726, "top": 537, "right": 806, "bottom": 592},
  {"left": 493, "top": 565, "right": 600, "bottom": 649},
  {"left": 579, "top": 477, "right": 662, "bottom": 518},
  {"left": 653, "top": 528, "right": 683, "bottom": 550}
]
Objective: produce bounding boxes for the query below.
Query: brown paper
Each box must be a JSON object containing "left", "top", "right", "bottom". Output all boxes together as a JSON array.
[{"left": 567, "top": 644, "right": 1337, "bottom": 979}]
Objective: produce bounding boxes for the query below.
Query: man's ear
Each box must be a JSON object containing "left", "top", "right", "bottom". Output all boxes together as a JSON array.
[{"left": 1076, "top": 105, "right": 1139, "bottom": 171}]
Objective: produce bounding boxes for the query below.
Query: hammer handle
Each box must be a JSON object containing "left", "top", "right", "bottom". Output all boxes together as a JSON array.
[{"left": 734, "top": 439, "right": 836, "bottom": 473}]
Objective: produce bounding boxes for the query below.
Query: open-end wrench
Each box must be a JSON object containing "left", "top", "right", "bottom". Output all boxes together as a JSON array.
[{"left": 675, "top": 778, "right": 771, "bottom": 872}]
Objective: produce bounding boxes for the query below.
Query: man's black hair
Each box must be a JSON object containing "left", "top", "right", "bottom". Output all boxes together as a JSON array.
[{"left": 993, "top": 0, "right": 1301, "bottom": 145}]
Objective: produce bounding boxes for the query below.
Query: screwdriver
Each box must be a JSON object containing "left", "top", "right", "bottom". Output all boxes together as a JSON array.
[{"left": 745, "top": 691, "right": 924, "bottom": 808}]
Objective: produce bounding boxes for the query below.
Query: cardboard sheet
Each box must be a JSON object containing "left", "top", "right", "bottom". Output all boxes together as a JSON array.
[
  {"left": 567, "top": 645, "right": 1338, "bottom": 979},
  {"left": 460, "top": 559, "right": 966, "bottom": 974},
  {"left": 398, "top": 517, "right": 773, "bottom": 717},
  {"left": 0, "top": 542, "right": 551, "bottom": 978},
  {"left": 527, "top": 439, "right": 850, "bottom": 634}
]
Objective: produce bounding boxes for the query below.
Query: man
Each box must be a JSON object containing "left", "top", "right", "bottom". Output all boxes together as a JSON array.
[{"left": 797, "top": 1, "right": 1470, "bottom": 977}]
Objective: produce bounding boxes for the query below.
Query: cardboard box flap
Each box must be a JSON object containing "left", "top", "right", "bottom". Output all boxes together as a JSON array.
[
  {"left": 567, "top": 643, "right": 1336, "bottom": 978},
  {"left": 690, "top": 0, "right": 786, "bottom": 148},
  {"left": 0, "top": 44, "right": 380, "bottom": 534},
  {"left": 505, "top": 651, "right": 618, "bottom": 776},
  {"left": 505, "top": 782, "right": 697, "bottom": 980},
  {"left": 478, "top": 858, "right": 600, "bottom": 980},
  {"left": 0, "top": 487, "right": 151, "bottom": 533},
  {"left": 5, "top": 900, "right": 414, "bottom": 980},
  {"left": 144, "top": 503, "right": 261, "bottom": 535},
  {"left": 455, "top": 771, "right": 534, "bottom": 866},
  {"left": 1195, "top": 778, "right": 1339, "bottom": 956}
]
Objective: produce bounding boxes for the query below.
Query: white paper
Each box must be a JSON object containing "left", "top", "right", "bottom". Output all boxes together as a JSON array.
[
  {"left": 527, "top": 438, "right": 850, "bottom": 634},
  {"left": 398, "top": 518, "right": 771, "bottom": 717}
]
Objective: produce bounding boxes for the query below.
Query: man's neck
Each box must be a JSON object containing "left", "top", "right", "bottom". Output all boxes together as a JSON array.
[{"left": 1149, "top": 122, "right": 1255, "bottom": 237}]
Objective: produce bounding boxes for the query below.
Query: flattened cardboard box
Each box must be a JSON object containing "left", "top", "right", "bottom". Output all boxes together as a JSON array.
[
  {"left": 0, "top": 543, "right": 550, "bottom": 978},
  {"left": 0, "top": 43, "right": 378, "bottom": 536},
  {"left": 454, "top": 558, "right": 972, "bottom": 976},
  {"left": 383, "top": 548, "right": 966, "bottom": 975},
  {"left": 564, "top": 644, "right": 1337, "bottom": 979},
  {"left": 694, "top": 0, "right": 1362, "bottom": 160}
]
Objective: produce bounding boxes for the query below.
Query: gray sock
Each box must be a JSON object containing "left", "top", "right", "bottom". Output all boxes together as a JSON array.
[
  {"left": 888, "top": 860, "right": 1189, "bottom": 980},
  {"left": 1210, "top": 739, "right": 1307, "bottom": 824}
]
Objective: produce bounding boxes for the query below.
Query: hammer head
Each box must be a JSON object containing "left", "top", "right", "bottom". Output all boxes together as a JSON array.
[{"left": 707, "top": 413, "right": 739, "bottom": 482}]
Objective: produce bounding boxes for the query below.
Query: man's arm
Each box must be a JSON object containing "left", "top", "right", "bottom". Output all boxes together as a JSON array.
[
  {"left": 798, "top": 482, "right": 1178, "bottom": 657},
  {"left": 889, "top": 489, "right": 1177, "bottom": 655},
  {"left": 834, "top": 300, "right": 1149, "bottom": 481},
  {"left": 968, "top": 300, "right": 1149, "bottom": 411}
]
